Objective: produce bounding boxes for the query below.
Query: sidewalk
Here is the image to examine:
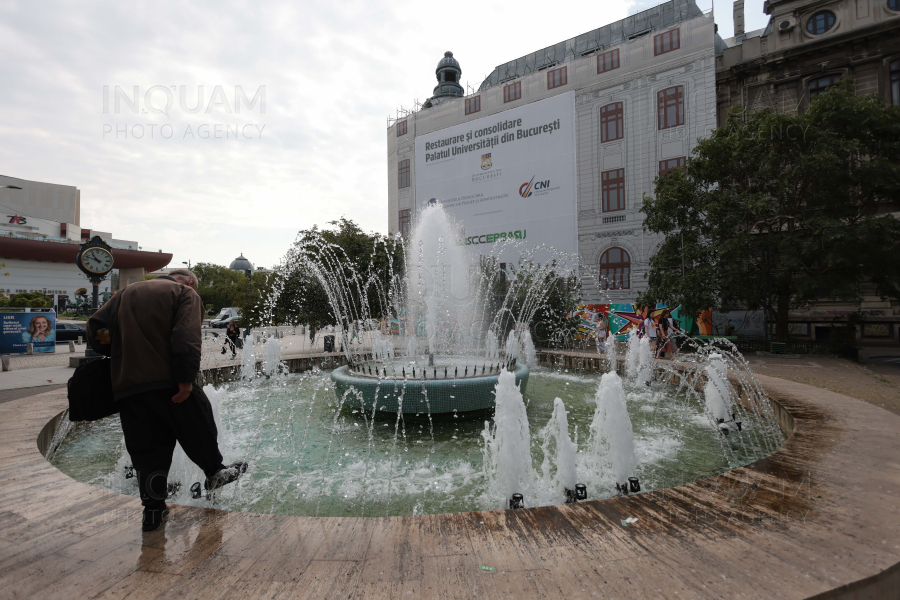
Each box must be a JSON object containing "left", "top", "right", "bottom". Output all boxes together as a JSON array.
[
  {"left": 744, "top": 354, "right": 900, "bottom": 416},
  {"left": 0, "top": 365, "right": 73, "bottom": 391}
]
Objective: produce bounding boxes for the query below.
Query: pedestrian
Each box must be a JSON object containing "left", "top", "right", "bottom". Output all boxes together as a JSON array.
[
  {"left": 350, "top": 320, "right": 360, "bottom": 344},
  {"left": 87, "top": 268, "right": 246, "bottom": 532},
  {"left": 657, "top": 310, "right": 671, "bottom": 359},
  {"left": 309, "top": 323, "right": 316, "bottom": 347},
  {"left": 643, "top": 311, "right": 658, "bottom": 353},
  {"left": 594, "top": 315, "right": 607, "bottom": 354},
  {"left": 667, "top": 311, "right": 680, "bottom": 355},
  {"left": 224, "top": 319, "right": 240, "bottom": 358}
]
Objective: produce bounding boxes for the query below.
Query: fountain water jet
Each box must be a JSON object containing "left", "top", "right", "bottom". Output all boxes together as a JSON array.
[
  {"left": 537, "top": 398, "right": 578, "bottom": 504},
  {"left": 482, "top": 370, "right": 535, "bottom": 506},
  {"left": 583, "top": 372, "right": 638, "bottom": 491}
]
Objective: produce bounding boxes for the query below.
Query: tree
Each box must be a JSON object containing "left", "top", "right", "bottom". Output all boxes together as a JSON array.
[
  {"left": 639, "top": 80, "right": 900, "bottom": 339},
  {"left": 242, "top": 218, "right": 404, "bottom": 329},
  {"left": 194, "top": 263, "right": 253, "bottom": 314}
]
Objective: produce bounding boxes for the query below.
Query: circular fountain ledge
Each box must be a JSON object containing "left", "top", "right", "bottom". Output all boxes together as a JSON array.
[{"left": 3, "top": 374, "right": 899, "bottom": 599}]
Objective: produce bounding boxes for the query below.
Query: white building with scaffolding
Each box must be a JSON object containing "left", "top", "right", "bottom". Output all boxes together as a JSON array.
[{"left": 387, "top": 0, "right": 718, "bottom": 303}]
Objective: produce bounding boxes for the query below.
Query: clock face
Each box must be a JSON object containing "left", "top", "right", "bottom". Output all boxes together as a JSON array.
[{"left": 81, "top": 248, "right": 114, "bottom": 274}]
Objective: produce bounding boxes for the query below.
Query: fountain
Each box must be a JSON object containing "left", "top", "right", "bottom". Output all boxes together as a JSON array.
[
  {"left": 48, "top": 203, "right": 787, "bottom": 518},
  {"left": 292, "top": 205, "right": 561, "bottom": 414}
]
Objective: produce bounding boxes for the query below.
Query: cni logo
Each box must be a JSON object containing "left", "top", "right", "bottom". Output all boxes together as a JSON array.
[
  {"left": 518, "top": 176, "right": 550, "bottom": 198},
  {"left": 481, "top": 153, "right": 492, "bottom": 170}
]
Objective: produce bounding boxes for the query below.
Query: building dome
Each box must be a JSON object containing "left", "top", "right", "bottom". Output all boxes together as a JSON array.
[
  {"left": 435, "top": 50, "right": 461, "bottom": 74},
  {"left": 229, "top": 254, "right": 253, "bottom": 272},
  {"left": 424, "top": 51, "right": 464, "bottom": 108}
]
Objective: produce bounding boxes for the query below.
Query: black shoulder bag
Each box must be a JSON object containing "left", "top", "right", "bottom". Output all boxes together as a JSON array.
[{"left": 67, "top": 294, "right": 122, "bottom": 422}]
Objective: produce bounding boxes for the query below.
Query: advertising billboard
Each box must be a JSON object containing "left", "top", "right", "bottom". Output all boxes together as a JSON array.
[
  {"left": 414, "top": 91, "right": 577, "bottom": 262},
  {"left": 0, "top": 311, "right": 57, "bottom": 354}
]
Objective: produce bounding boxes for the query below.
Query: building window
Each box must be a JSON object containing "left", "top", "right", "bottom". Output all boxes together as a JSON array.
[
  {"left": 547, "top": 66, "right": 567, "bottom": 90},
  {"left": 597, "top": 49, "right": 620, "bottom": 74},
  {"left": 465, "top": 96, "right": 481, "bottom": 115},
  {"left": 659, "top": 157, "right": 686, "bottom": 176},
  {"left": 600, "top": 102, "right": 624, "bottom": 143},
  {"left": 806, "top": 11, "right": 836, "bottom": 35},
  {"left": 890, "top": 0, "right": 900, "bottom": 11},
  {"left": 600, "top": 247, "right": 631, "bottom": 290},
  {"left": 396, "top": 120, "right": 407, "bottom": 137},
  {"left": 398, "top": 159, "right": 410, "bottom": 189},
  {"left": 504, "top": 81, "right": 522, "bottom": 103},
  {"left": 809, "top": 74, "right": 840, "bottom": 99},
  {"left": 602, "top": 168, "right": 625, "bottom": 212},
  {"left": 399, "top": 209, "right": 411, "bottom": 237},
  {"left": 657, "top": 85, "right": 684, "bottom": 130},
  {"left": 654, "top": 29, "right": 680, "bottom": 56},
  {"left": 891, "top": 59, "right": 900, "bottom": 106}
]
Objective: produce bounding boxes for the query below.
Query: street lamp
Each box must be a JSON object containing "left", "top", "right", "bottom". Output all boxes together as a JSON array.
[
  {"left": 0, "top": 185, "right": 23, "bottom": 190},
  {"left": 182, "top": 260, "right": 192, "bottom": 269}
]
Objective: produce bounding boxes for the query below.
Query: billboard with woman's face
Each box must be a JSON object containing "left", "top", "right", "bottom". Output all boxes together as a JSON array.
[{"left": 1, "top": 312, "right": 56, "bottom": 353}]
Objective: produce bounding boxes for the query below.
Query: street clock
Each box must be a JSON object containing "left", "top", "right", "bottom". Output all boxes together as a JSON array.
[
  {"left": 75, "top": 236, "right": 115, "bottom": 310},
  {"left": 79, "top": 246, "right": 114, "bottom": 275}
]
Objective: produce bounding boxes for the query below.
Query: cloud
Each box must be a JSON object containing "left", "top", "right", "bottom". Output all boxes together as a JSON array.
[{"left": 1, "top": 0, "right": 647, "bottom": 269}]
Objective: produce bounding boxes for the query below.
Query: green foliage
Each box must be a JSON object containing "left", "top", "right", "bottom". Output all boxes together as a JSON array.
[
  {"left": 194, "top": 263, "right": 254, "bottom": 314},
  {"left": 8, "top": 291, "right": 51, "bottom": 308},
  {"left": 241, "top": 218, "right": 404, "bottom": 328},
  {"left": 479, "top": 257, "right": 581, "bottom": 347},
  {"left": 639, "top": 80, "right": 900, "bottom": 339}
]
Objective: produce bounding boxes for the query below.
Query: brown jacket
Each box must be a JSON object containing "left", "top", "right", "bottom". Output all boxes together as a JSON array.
[{"left": 87, "top": 276, "right": 203, "bottom": 400}]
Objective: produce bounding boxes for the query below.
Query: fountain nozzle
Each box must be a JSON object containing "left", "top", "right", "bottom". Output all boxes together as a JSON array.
[
  {"left": 628, "top": 477, "right": 640, "bottom": 493},
  {"left": 576, "top": 483, "right": 587, "bottom": 500},
  {"left": 509, "top": 493, "right": 525, "bottom": 509},
  {"left": 190, "top": 482, "right": 202, "bottom": 499},
  {"left": 124, "top": 465, "right": 135, "bottom": 479}
]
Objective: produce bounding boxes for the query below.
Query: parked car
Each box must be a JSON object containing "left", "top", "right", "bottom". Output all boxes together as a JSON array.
[
  {"left": 209, "top": 307, "right": 242, "bottom": 328},
  {"left": 55, "top": 322, "right": 86, "bottom": 342}
]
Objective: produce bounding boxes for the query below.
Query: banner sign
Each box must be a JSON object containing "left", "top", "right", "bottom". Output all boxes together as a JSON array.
[
  {"left": 1, "top": 311, "right": 57, "bottom": 354},
  {"left": 415, "top": 92, "right": 577, "bottom": 262}
]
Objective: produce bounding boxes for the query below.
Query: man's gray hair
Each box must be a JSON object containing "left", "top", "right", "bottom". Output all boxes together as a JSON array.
[{"left": 168, "top": 268, "right": 198, "bottom": 287}]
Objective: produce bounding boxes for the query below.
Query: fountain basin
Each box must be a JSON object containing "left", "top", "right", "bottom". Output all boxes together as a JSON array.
[{"left": 331, "top": 362, "right": 529, "bottom": 413}]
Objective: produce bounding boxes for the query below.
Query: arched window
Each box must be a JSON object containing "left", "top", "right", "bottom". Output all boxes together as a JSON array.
[
  {"left": 890, "top": 0, "right": 900, "bottom": 12},
  {"left": 600, "top": 248, "right": 630, "bottom": 290},
  {"left": 809, "top": 74, "right": 840, "bottom": 99},
  {"left": 806, "top": 11, "right": 836, "bottom": 35},
  {"left": 658, "top": 85, "right": 684, "bottom": 130},
  {"left": 600, "top": 102, "right": 623, "bottom": 143}
]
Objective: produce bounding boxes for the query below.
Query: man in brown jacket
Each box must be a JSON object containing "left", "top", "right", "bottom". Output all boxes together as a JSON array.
[{"left": 88, "top": 269, "right": 245, "bottom": 532}]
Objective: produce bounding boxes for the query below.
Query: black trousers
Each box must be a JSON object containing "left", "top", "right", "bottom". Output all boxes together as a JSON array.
[{"left": 118, "top": 387, "right": 225, "bottom": 509}]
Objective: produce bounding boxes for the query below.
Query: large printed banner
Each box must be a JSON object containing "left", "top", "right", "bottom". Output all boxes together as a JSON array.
[
  {"left": 415, "top": 92, "right": 577, "bottom": 263},
  {"left": 1, "top": 311, "right": 56, "bottom": 354}
]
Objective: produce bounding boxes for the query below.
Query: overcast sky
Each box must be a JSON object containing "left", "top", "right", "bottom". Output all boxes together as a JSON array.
[{"left": 0, "top": 0, "right": 767, "bottom": 270}]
